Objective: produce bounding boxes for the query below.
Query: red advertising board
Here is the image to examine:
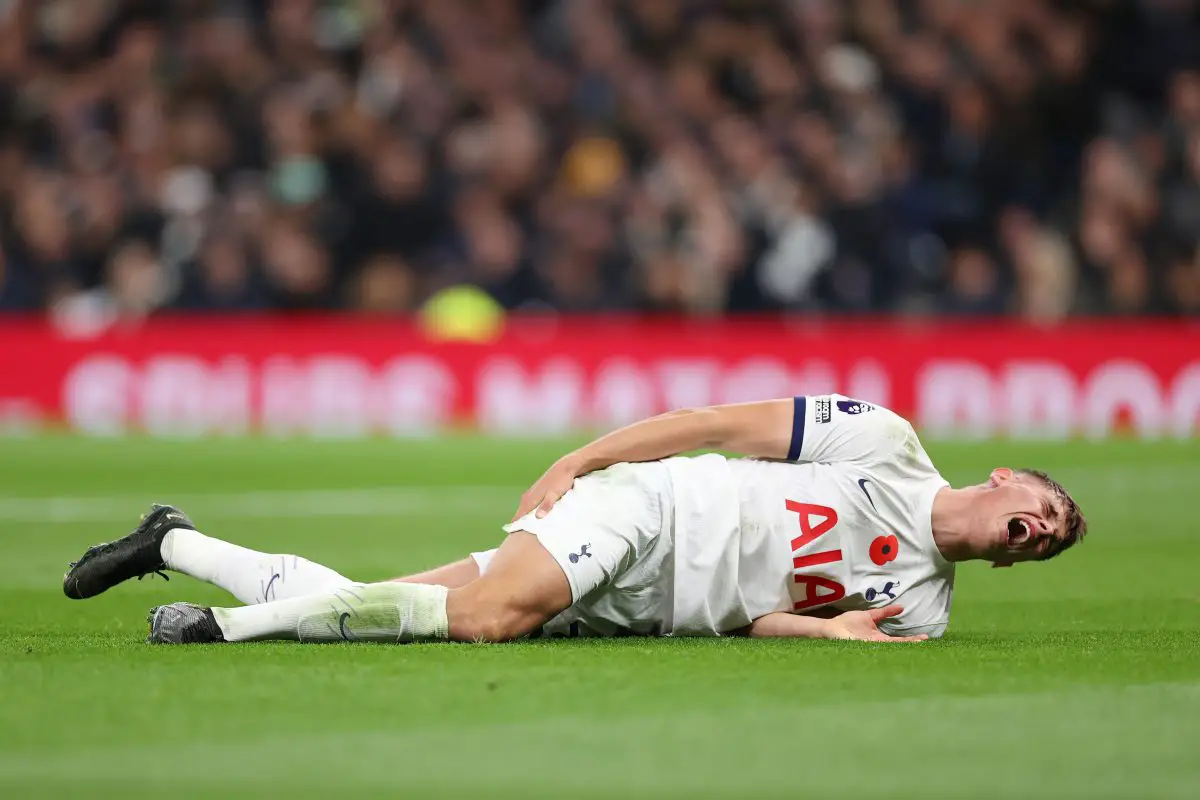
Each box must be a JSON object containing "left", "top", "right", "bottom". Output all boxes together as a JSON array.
[{"left": 0, "top": 316, "right": 1197, "bottom": 439}]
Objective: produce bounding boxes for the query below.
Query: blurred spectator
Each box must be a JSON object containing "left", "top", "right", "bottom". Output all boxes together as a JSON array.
[
  {"left": 1000, "top": 207, "right": 1078, "bottom": 324},
  {"left": 260, "top": 217, "right": 332, "bottom": 309},
  {"left": 942, "top": 246, "right": 1005, "bottom": 316},
  {"left": 176, "top": 229, "right": 267, "bottom": 311},
  {"left": 0, "top": 0, "right": 1198, "bottom": 322},
  {"left": 353, "top": 251, "right": 417, "bottom": 313}
]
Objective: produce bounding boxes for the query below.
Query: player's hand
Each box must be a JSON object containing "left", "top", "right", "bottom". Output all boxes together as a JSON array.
[
  {"left": 822, "top": 605, "right": 929, "bottom": 643},
  {"left": 511, "top": 456, "right": 582, "bottom": 522}
]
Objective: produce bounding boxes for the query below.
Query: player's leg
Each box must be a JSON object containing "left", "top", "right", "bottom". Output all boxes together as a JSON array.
[
  {"left": 64, "top": 504, "right": 353, "bottom": 605},
  {"left": 389, "top": 556, "right": 483, "bottom": 589},
  {"left": 148, "top": 462, "right": 670, "bottom": 644},
  {"left": 390, "top": 546, "right": 505, "bottom": 588},
  {"left": 153, "top": 532, "right": 570, "bottom": 643},
  {"left": 445, "top": 533, "right": 570, "bottom": 641},
  {"left": 162, "top": 525, "right": 354, "bottom": 604}
]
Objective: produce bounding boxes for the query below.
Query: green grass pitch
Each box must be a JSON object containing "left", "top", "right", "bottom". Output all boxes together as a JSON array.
[{"left": 1, "top": 435, "right": 1197, "bottom": 798}]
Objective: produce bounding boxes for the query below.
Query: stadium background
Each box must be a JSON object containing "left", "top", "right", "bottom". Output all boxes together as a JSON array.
[
  {"left": 1, "top": 2, "right": 1198, "bottom": 798},
  {"left": 0, "top": 0, "right": 1198, "bottom": 437}
]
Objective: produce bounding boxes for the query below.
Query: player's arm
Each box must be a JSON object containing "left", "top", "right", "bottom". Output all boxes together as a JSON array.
[
  {"left": 568, "top": 401, "right": 797, "bottom": 466},
  {"left": 512, "top": 400, "right": 793, "bottom": 520},
  {"left": 745, "top": 606, "right": 929, "bottom": 643},
  {"left": 513, "top": 394, "right": 906, "bottom": 521}
]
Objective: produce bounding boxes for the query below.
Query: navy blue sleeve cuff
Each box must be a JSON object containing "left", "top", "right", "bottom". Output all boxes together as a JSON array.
[{"left": 786, "top": 396, "right": 806, "bottom": 461}]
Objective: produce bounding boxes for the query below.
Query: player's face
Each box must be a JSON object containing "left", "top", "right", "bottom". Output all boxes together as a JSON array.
[{"left": 976, "top": 468, "right": 1065, "bottom": 566}]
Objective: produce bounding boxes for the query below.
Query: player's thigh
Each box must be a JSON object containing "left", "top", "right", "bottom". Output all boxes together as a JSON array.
[
  {"left": 449, "top": 462, "right": 669, "bottom": 640},
  {"left": 390, "top": 558, "right": 480, "bottom": 588},
  {"left": 446, "top": 532, "right": 572, "bottom": 640},
  {"left": 502, "top": 462, "right": 667, "bottom": 604}
]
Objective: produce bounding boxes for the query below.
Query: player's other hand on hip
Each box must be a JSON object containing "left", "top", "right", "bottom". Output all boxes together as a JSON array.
[
  {"left": 512, "top": 456, "right": 583, "bottom": 522},
  {"left": 824, "top": 605, "right": 929, "bottom": 643}
]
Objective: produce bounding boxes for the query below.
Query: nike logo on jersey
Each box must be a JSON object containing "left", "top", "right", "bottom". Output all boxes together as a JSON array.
[{"left": 856, "top": 478, "right": 877, "bottom": 509}]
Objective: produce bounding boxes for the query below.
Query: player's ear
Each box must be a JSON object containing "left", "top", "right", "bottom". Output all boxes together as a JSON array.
[{"left": 989, "top": 467, "right": 1014, "bottom": 487}]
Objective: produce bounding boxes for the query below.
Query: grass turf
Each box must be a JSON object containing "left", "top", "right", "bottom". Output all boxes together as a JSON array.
[{"left": 0, "top": 435, "right": 1197, "bottom": 798}]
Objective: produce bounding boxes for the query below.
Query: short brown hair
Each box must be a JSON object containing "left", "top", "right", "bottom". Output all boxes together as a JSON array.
[{"left": 1016, "top": 469, "right": 1088, "bottom": 560}]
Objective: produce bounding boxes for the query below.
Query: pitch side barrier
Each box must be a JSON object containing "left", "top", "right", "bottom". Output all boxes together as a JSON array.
[{"left": 0, "top": 316, "right": 1196, "bottom": 439}]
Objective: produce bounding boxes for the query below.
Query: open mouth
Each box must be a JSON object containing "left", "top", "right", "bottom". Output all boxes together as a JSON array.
[{"left": 1007, "top": 518, "right": 1031, "bottom": 547}]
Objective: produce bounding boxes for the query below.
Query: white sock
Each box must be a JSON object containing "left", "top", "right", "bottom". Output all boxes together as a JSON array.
[
  {"left": 160, "top": 528, "right": 353, "bottom": 605},
  {"left": 210, "top": 582, "right": 450, "bottom": 643}
]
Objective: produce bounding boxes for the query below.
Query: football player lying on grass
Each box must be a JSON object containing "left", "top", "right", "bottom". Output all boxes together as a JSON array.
[{"left": 64, "top": 395, "right": 1086, "bottom": 644}]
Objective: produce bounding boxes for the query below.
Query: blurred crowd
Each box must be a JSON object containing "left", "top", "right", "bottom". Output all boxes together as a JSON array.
[{"left": 1, "top": 0, "right": 1199, "bottom": 320}]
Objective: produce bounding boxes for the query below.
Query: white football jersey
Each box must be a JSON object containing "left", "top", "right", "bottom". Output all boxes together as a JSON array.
[{"left": 664, "top": 394, "right": 954, "bottom": 638}]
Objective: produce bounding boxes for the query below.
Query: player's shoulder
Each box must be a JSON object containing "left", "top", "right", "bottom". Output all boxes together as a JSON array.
[
  {"left": 824, "top": 394, "right": 913, "bottom": 427},
  {"left": 822, "top": 394, "right": 919, "bottom": 459}
]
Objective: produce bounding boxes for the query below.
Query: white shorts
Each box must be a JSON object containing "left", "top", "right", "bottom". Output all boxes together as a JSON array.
[{"left": 472, "top": 461, "right": 676, "bottom": 637}]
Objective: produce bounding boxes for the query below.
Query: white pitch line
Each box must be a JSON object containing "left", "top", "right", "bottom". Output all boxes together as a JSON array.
[
  {"left": 0, "top": 463, "right": 1194, "bottom": 525},
  {"left": 0, "top": 486, "right": 521, "bottom": 523},
  {"left": 1007, "top": 464, "right": 1200, "bottom": 495}
]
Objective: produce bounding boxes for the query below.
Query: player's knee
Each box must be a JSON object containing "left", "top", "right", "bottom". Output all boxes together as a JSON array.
[
  {"left": 469, "top": 614, "right": 523, "bottom": 643},
  {"left": 447, "top": 592, "right": 541, "bottom": 642},
  {"left": 450, "top": 605, "right": 528, "bottom": 642}
]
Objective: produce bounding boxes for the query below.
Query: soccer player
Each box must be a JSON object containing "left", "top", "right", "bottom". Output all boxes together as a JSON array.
[{"left": 63, "top": 395, "right": 1086, "bottom": 644}]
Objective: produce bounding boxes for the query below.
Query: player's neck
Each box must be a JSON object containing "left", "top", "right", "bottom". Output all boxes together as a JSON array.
[{"left": 930, "top": 487, "right": 982, "bottom": 562}]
